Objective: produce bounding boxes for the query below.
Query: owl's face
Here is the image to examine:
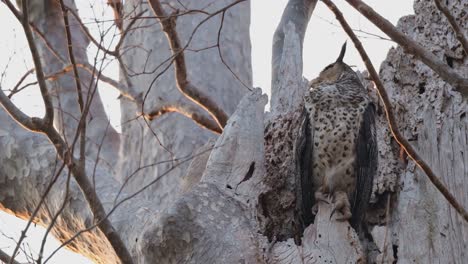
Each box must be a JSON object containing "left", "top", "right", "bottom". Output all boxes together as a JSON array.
[{"left": 309, "top": 62, "right": 356, "bottom": 88}]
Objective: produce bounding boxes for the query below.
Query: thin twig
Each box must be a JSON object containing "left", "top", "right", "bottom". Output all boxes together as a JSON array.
[
  {"left": 314, "top": 14, "right": 392, "bottom": 41},
  {"left": 59, "top": 0, "right": 87, "bottom": 171},
  {"left": 433, "top": 0, "right": 468, "bottom": 56},
  {"left": 8, "top": 69, "right": 35, "bottom": 98},
  {"left": 345, "top": 0, "right": 468, "bottom": 97},
  {"left": 2, "top": 0, "right": 66, "bottom": 62},
  {"left": 37, "top": 169, "right": 72, "bottom": 264},
  {"left": 216, "top": 11, "right": 251, "bottom": 91},
  {"left": 322, "top": 0, "right": 468, "bottom": 222},
  {"left": 65, "top": 6, "right": 117, "bottom": 56}
]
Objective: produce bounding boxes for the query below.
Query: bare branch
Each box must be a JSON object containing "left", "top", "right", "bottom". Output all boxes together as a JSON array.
[
  {"left": 1, "top": 86, "right": 134, "bottom": 263},
  {"left": 58, "top": 0, "right": 87, "bottom": 170},
  {"left": 45, "top": 129, "right": 135, "bottom": 264},
  {"left": 20, "top": 0, "right": 54, "bottom": 126},
  {"left": 0, "top": 87, "right": 42, "bottom": 132},
  {"left": 145, "top": 104, "right": 222, "bottom": 134},
  {"left": 3, "top": 0, "right": 68, "bottom": 62},
  {"left": 314, "top": 14, "right": 392, "bottom": 41},
  {"left": 345, "top": 0, "right": 468, "bottom": 97},
  {"left": 0, "top": 8, "right": 134, "bottom": 259},
  {"left": 8, "top": 63, "right": 135, "bottom": 102},
  {"left": 216, "top": 11, "right": 251, "bottom": 91},
  {"left": 65, "top": 6, "right": 118, "bottom": 56},
  {"left": 433, "top": 0, "right": 468, "bottom": 56},
  {"left": 8, "top": 69, "right": 35, "bottom": 98},
  {"left": 322, "top": 0, "right": 468, "bottom": 222},
  {"left": 148, "top": 0, "right": 229, "bottom": 130}
]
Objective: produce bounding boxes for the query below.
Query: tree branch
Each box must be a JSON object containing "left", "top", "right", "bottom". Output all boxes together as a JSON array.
[
  {"left": 322, "top": 0, "right": 468, "bottom": 222},
  {"left": 433, "top": 0, "right": 468, "bottom": 56},
  {"left": 145, "top": 104, "right": 222, "bottom": 134},
  {"left": 148, "top": 0, "right": 229, "bottom": 130},
  {"left": 345, "top": 0, "right": 468, "bottom": 97},
  {"left": 20, "top": 0, "right": 54, "bottom": 126},
  {"left": 1, "top": 85, "right": 134, "bottom": 263},
  {"left": 7, "top": 69, "right": 35, "bottom": 98},
  {"left": 58, "top": 0, "right": 87, "bottom": 170}
]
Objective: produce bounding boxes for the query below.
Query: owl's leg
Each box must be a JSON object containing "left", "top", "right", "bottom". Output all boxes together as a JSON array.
[
  {"left": 331, "top": 191, "right": 352, "bottom": 221},
  {"left": 312, "top": 186, "right": 332, "bottom": 215},
  {"left": 314, "top": 186, "right": 332, "bottom": 203}
]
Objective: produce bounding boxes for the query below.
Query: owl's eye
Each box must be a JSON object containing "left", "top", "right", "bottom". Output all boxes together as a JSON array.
[{"left": 323, "top": 63, "right": 334, "bottom": 71}]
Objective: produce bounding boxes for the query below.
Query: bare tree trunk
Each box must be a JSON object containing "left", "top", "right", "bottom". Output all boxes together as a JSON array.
[
  {"left": 373, "top": 0, "right": 468, "bottom": 262},
  {"left": 0, "top": 0, "right": 467, "bottom": 263}
]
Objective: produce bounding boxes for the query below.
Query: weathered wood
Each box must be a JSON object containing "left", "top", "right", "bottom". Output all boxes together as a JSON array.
[
  {"left": 270, "top": 204, "right": 363, "bottom": 264},
  {"left": 372, "top": 0, "right": 468, "bottom": 262},
  {"left": 136, "top": 89, "right": 267, "bottom": 263}
]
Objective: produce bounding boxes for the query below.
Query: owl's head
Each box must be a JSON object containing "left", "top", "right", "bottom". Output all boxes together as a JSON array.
[{"left": 309, "top": 42, "right": 357, "bottom": 87}]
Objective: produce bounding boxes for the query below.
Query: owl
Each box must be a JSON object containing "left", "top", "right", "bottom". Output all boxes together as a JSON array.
[{"left": 302, "top": 43, "right": 377, "bottom": 231}]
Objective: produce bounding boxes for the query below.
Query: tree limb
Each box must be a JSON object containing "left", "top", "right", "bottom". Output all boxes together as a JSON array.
[
  {"left": 148, "top": 0, "right": 229, "bottom": 131},
  {"left": 1, "top": 86, "right": 134, "bottom": 263},
  {"left": 8, "top": 69, "right": 35, "bottom": 98},
  {"left": 344, "top": 0, "right": 468, "bottom": 97},
  {"left": 20, "top": 0, "right": 54, "bottom": 126},
  {"left": 272, "top": 0, "right": 318, "bottom": 89},
  {"left": 145, "top": 105, "right": 222, "bottom": 134},
  {"left": 322, "top": 0, "right": 468, "bottom": 222},
  {"left": 433, "top": 0, "right": 468, "bottom": 56},
  {"left": 58, "top": 0, "right": 87, "bottom": 170}
]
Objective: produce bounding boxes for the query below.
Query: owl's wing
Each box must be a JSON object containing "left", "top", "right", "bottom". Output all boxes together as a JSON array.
[
  {"left": 351, "top": 102, "right": 377, "bottom": 231},
  {"left": 297, "top": 100, "right": 315, "bottom": 228}
]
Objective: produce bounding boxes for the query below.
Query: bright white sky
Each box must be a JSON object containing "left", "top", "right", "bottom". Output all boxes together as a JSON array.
[{"left": 0, "top": 0, "right": 412, "bottom": 263}]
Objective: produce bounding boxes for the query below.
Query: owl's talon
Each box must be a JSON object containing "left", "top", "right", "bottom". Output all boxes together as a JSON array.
[
  {"left": 314, "top": 189, "right": 332, "bottom": 204},
  {"left": 312, "top": 204, "right": 318, "bottom": 215},
  {"left": 330, "top": 191, "right": 352, "bottom": 221},
  {"left": 334, "top": 211, "right": 352, "bottom": 221}
]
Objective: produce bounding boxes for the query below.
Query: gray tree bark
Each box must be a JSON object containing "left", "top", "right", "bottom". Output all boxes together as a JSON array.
[{"left": 0, "top": 0, "right": 466, "bottom": 263}]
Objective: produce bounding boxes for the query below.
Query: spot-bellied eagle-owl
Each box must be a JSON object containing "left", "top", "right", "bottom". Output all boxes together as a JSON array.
[{"left": 302, "top": 43, "right": 377, "bottom": 231}]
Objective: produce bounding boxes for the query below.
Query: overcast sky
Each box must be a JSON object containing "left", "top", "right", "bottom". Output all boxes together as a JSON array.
[{"left": 0, "top": 0, "right": 412, "bottom": 263}]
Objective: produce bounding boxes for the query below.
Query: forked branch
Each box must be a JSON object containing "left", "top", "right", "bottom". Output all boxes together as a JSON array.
[
  {"left": 345, "top": 0, "right": 468, "bottom": 97},
  {"left": 0, "top": 2, "right": 135, "bottom": 262},
  {"left": 322, "top": 0, "right": 468, "bottom": 222},
  {"left": 148, "top": 0, "right": 229, "bottom": 131}
]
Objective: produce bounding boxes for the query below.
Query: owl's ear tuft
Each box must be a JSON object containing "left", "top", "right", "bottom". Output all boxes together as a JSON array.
[{"left": 335, "top": 41, "right": 347, "bottom": 63}]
